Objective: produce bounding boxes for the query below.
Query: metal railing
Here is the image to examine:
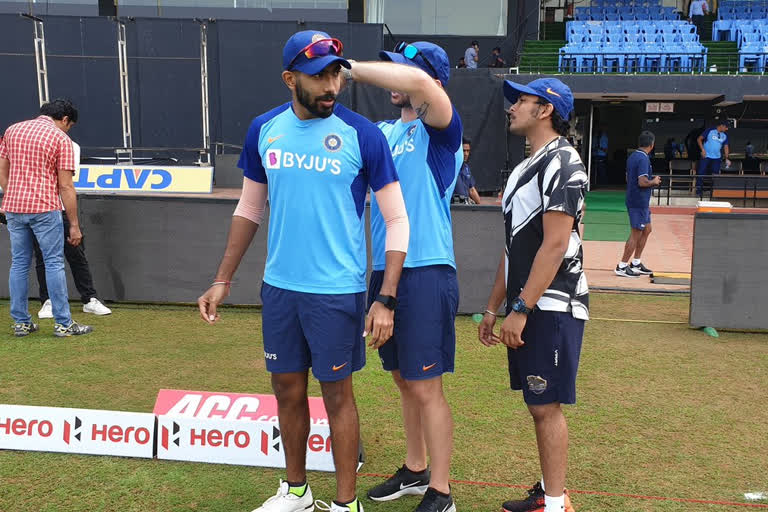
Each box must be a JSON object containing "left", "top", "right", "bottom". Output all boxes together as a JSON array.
[
  {"left": 654, "top": 173, "right": 768, "bottom": 207},
  {"left": 517, "top": 50, "right": 766, "bottom": 74}
]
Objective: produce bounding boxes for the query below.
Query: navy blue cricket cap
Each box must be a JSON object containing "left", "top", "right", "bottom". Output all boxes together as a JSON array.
[
  {"left": 503, "top": 78, "right": 574, "bottom": 120},
  {"left": 379, "top": 41, "right": 451, "bottom": 86},
  {"left": 282, "top": 30, "right": 350, "bottom": 75}
]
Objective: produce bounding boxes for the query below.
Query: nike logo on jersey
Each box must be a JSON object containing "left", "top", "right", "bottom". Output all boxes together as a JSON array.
[
  {"left": 332, "top": 362, "right": 349, "bottom": 371},
  {"left": 267, "top": 135, "right": 285, "bottom": 144},
  {"left": 422, "top": 363, "right": 437, "bottom": 371}
]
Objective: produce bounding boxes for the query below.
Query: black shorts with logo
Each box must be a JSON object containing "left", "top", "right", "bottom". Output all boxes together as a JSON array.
[{"left": 507, "top": 309, "right": 585, "bottom": 405}]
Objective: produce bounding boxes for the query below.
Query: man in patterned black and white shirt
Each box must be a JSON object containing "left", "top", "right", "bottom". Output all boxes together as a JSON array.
[{"left": 478, "top": 78, "right": 587, "bottom": 512}]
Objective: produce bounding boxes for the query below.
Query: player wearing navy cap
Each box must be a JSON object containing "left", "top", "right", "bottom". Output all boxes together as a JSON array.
[
  {"left": 344, "top": 42, "right": 462, "bottom": 512},
  {"left": 478, "top": 78, "right": 587, "bottom": 512},
  {"left": 198, "top": 30, "right": 409, "bottom": 512}
]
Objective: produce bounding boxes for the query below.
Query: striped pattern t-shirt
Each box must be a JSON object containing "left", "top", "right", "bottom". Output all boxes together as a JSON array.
[{"left": 501, "top": 137, "right": 589, "bottom": 320}]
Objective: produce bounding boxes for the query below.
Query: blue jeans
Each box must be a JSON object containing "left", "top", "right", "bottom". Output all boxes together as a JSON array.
[
  {"left": 6, "top": 210, "right": 72, "bottom": 326},
  {"left": 696, "top": 158, "right": 721, "bottom": 196}
]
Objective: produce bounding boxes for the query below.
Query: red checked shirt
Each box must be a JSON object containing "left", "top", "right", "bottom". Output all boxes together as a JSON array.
[{"left": 0, "top": 116, "right": 75, "bottom": 213}]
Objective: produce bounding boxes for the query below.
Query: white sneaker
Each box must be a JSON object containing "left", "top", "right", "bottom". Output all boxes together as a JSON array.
[
  {"left": 83, "top": 298, "right": 112, "bottom": 315},
  {"left": 250, "top": 480, "right": 314, "bottom": 512},
  {"left": 38, "top": 299, "right": 53, "bottom": 319},
  {"left": 315, "top": 498, "right": 363, "bottom": 512}
]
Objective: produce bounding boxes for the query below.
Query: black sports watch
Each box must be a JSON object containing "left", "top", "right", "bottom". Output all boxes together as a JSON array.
[
  {"left": 510, "top": 296, "right": 533, "bottom": 315},
  {"left": 375, "top": 294, "right": 398, "bottom": 311}
]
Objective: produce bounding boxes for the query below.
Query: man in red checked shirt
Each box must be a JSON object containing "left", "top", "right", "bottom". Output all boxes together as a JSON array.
[{"left": 0, "top": 99, "right": 92, "bottom": 338}]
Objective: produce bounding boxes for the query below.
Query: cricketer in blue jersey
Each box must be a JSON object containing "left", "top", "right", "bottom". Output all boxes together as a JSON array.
[
  {"left": 346, "top": 42, "right": 462, "bottom": 512},
  {"left": 197, "top": 30, "right": 409, "bottom": 512},
  {"left": 696, "top": 120, "right": 731, "bottom": 196},
  {"left": 615, "top": 131, "right": 661, "bottom": 278}
]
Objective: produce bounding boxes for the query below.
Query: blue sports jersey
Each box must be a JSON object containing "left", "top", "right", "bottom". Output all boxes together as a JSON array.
[
  {"left": 370, "top": 107, "right": 463, "bottom": 271},
  {"left": 625, "top": 149, "right": 653, "bottom": 208},
  {"left": 701, "top": 128, "right": 729, "bottom": 160},
  {"left": 238, "top": 102, "right": 398, "bottom": 294}
]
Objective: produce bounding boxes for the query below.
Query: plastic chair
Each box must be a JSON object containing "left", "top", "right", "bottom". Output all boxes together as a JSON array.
[
  {"left": 712, "top": 20, "right": 734, "bottom": 41},
  {"left": 739, "top": 44, "right": 767, "bottom": 72},
  {"left": 669, "top": 160, "right": 694, "bottom": 191},
  {"left": 601, "top": 42, "right": 626, "bottom": 72}
]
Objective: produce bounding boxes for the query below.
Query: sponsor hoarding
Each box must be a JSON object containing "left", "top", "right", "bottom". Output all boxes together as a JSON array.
[
  {"left": 153, "top": 389, "right": 328, "bottom": 424},
  {"left": 73, "top": 166, "right": 213, "bottom": 193},
  {"left": 0, "top": 404, "right": 155, "bottom": 458},
  {"left": 156, "top": 416, "right": 336, "bottom": 471}
]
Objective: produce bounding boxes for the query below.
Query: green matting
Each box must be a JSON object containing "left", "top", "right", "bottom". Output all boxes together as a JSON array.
[{"left": 582, "top": 190, "right": 630, "bottom": 242}]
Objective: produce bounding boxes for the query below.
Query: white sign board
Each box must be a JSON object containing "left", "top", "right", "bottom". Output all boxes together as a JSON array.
[
  {"left": 156, "top": 415, "right": 336, "bottom": 471},
  {"left": 0, "top": 404, "right": 155, "bottom": 458}
]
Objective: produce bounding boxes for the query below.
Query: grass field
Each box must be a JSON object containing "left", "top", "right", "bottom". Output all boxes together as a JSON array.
[{"left": 0, "top": 294, "right": 767, "bottom": 512}]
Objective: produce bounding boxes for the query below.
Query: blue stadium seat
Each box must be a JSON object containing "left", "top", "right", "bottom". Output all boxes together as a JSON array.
[
  {"left": 712, "top": 20, "right": 735, "bottom": 41},
  {"left": 739, "top": 43, "right": 767, "bottom": 72}
]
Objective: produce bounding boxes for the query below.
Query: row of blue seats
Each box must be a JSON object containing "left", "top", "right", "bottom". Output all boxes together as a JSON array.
[
  {"left": 718, "top": 8, "right": 768, "bottom": 20},
  {"left": 567, "top": 20, "right": 697, "bottom": 29},
  {"left": 558, "top": 43, "right": 708, "bottom": 73},
  {"left": 573, "top": 7, "right": 678, "bottom": 21},
  {"left": 567, "top": 21, "right": 699, "bottom": 36},
  {"left": 713, "top": 20, "right": 768, "bottom": 42},
  {"left": 584, "top": 0, "right": 663, "bottom": 6},
  {"left": 569, "top": 33, "right": 700, "bottom": 44}
]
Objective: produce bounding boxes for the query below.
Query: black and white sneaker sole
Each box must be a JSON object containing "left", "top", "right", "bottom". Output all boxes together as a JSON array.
[
  {"left": 368, "top": 485, "right": 429, "bottom": 502},
  {"left": 614, "top": 269, "right": 639, "bottom": 278}
]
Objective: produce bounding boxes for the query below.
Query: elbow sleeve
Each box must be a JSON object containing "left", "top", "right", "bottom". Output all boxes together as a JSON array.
[
  {"left": 375, "top": 182, "right": 410, "bottom": 253},
  {"left": 233, "top": 177, "right": 268, "bottom": 225}
]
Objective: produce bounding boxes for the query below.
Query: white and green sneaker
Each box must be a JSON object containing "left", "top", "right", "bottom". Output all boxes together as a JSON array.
[
  {"left": 250, "top": 480, "right": 314, "bottom": 512},
  {"left": 315, "top": 497, "right": 364, "bottom": 512}
]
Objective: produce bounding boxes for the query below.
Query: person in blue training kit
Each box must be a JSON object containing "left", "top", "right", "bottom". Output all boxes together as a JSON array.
[
  {"left": 696, "top": 120, "right": 730, "bottom": 196},
  {"left": 344, "top": 41, "right": 462, "bottom": 512},
  {"left": 453, "top": 138, "right": 482, "bottom": 204},
  {"left": 615, "top": 131, "right": 661, "bottom": 278},
  {"left": 197, "top": 30, "right": 409, "bottom": 512}
]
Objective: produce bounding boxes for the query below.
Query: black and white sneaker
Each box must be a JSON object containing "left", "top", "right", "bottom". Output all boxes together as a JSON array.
[
  {"left": 53, "top": 321, "right": 93, "bottom": 337},
  {"left": 614, "top": 264, "right": 641, "bottom": 278},
  {"left": 630, "top": 262, "right": 653, "bottom": 275},
  {"left": 13, "top": 322, "right": 39, "bottom": 337},
  {"left": 414, "top": 488, "right": 455, "bottom": 512},
  {"left": 367, "top": 465, "right": 430, "bottom": 502}
]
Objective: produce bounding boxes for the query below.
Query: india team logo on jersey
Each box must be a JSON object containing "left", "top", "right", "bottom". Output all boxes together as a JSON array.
[{"left": 324, "top": 134, "right": 342, "bottom": 153}]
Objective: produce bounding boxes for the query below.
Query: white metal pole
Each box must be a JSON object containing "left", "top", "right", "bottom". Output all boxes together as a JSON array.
[
  {"left": 117, "top": 20, "right": 133, "bottom": 162},
  {"left": 199, "top": 21, "right": 211, "bottom": 166}
]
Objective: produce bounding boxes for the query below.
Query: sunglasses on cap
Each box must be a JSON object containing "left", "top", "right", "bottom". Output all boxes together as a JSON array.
[
  {"left": 394, "top": 42, "right": 439, "bottom": 80},
  {"left": 287, "top": 38, "right": 344, "bottom": 71}
]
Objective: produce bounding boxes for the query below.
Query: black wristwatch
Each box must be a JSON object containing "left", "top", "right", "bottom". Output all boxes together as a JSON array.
[
  {"left": 510, "top": 296, "right": 533, "bottom": 315},
  {"left": 375, "top": 294, "right": 398, "bottom": 311}
]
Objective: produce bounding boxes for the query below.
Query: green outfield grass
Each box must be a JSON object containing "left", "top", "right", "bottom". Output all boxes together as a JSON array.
[{"left": 0, "top": 294, "right": 766, "bottom": 511}]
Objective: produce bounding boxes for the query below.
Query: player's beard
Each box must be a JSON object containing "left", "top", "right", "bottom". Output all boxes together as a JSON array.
[
  {"left": 296, "top": 79, "right": 336, "bottom": 119},
  {"left": 391, "top": 92, "right": 411, "bottom": 109}
]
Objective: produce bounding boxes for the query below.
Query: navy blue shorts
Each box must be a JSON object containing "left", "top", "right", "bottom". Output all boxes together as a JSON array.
[
  {"left": 261, "top": 282, "right": 366, "bottom": 382},
  {"left": 627, "top": 207, "right": 651, "bottom": 230},
  {"left": 507, "top": 309, "right": 585, "bottom": 405},
  {"left": 368, "top": 265, "right": 459, "bottom": 381}
]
